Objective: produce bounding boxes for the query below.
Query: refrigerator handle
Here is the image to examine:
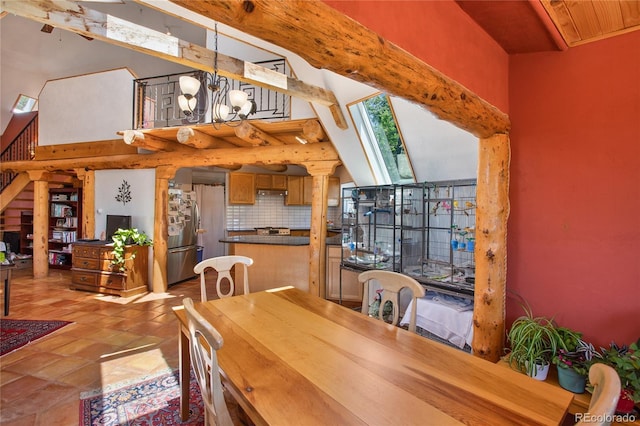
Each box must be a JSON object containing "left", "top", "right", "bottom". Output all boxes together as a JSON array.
[{"left": 194, "top": 202, "right": 200, "bottom": 237}]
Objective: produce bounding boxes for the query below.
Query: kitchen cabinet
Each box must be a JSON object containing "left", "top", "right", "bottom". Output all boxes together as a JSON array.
[
  {"left": 256, "top": 174, "right": 287, "bottom": 190},
  {"left": 285, "top": 176, "right": 304, "bottom": 205},
  {"left": 340, "top": 179, "right": 476, "bottom": 299},
  {"left": 229, "top": 173, "right": 255, "bottom": 205},
  {"left": 288, "top": 175, "right": 340, "bottom": 206},
  {"left": 48, "top": 187, "right": 82, "bottom": 269},
  {"left": 71, "top": 242, "right": 148, "bottom": 297}
]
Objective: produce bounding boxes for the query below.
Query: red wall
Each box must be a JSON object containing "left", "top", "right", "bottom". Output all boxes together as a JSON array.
[
  {"left": 323, "top": 1, "right": 639, "bottom": 348},
  {"left": 322, "top": 0, "right": 509, "bottom": 113},
  {"left": 508, "top": 32, "right": 640, "bottom": 348}
]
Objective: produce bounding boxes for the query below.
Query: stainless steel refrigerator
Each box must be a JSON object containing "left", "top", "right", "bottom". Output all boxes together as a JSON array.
[{"left": 167, "top": 187, "right": 199, "bottom": 285}]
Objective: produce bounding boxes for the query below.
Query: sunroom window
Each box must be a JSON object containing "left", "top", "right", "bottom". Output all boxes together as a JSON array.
[{"left": 348, "top": 93, "right": 415, "bottom": 185}]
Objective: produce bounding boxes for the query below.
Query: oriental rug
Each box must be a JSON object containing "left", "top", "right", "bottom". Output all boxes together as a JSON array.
[
  {"left": 0, "top": 319, "right": 72, "bottom": 356},
  {"left": 79, "top": 370, "right": 205, "bottom": 426}
]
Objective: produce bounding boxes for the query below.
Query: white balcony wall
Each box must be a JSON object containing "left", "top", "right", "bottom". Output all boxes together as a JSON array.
[{"left": 38, "top": 68, "right": 134, "bottom": 145}]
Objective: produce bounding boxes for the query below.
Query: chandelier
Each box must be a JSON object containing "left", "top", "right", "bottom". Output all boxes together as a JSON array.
[{"left": 178, "top": 23, "right": 256, "bottom": 128}]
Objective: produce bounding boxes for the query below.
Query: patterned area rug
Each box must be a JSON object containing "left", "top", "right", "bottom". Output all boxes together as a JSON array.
[
  {"left": 0, "top": 319, "right": 72, "bottom": 356},
  {"left": 79, "top": 370, "right": 205, "bottom": 426}
]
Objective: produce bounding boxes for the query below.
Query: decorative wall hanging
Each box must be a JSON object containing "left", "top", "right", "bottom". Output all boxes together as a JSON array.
[{"left": 115, "top": 180, "right": 132, "bottom": 205}]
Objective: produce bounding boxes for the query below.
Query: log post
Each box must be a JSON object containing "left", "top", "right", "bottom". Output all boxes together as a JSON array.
[
  {"left": 75, "top": 168, "right": 95, "bottom": 239},
  {"left": 303, "top": 161, "right": 340, "bottom": 297},
  {"left": 27, "top": 171, "right": 51, "bottom": 279},
  {"left": 152, "top": 166, "right": 176, "bottom": 293},
  {"left": 472, "top": 133, "right": 510, "bottom": 362}
]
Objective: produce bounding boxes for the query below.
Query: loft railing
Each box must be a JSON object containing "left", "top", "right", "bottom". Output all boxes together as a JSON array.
[
  {"left": 133, "top": 59, "right": 291, "bottom": 130},
  {"left": 0, "top": 114, "right": 37, "bottom": 192}
]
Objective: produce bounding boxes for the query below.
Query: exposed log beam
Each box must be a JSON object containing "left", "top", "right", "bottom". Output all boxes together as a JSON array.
[
  {"left": 176, "top": 127, "right": 236, "bottom": 149},
  {"left": 234, "top": 121, "right": 286, "bottom": 146},
  {"left": 0, "top": 143, "right": 340, "bottom": 173},
  {"left": 168, "top": 0, "right": 510, "bottom": 138},
  {"left": 302, "top": 119, "right": 327, "bottom": 143},
  {"left": 121, "top": 130, "right": 197, "bottom": 152},
  {"left": 35, "top": 139, "right": 137, "bottom": 160},
  {"left": 1, "top": 0, "right": 348, "bottom": 129}
]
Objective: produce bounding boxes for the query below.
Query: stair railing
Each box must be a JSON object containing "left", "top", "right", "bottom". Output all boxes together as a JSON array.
[{"left": 0, "top": 114, "right": 37, "bottom": 192}]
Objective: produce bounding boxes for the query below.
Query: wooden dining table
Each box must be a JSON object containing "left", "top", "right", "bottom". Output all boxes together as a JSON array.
[{"left": 173, "top": 286, "right": 573, "bottom": 425}]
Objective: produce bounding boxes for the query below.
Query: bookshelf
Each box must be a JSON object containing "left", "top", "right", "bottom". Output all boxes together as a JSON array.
[
  {"left": 19, "top": 211, "right": 33, "bottom": 255},
  {"left": 49, "top": 187, "right": 82, "bottom": 269}
]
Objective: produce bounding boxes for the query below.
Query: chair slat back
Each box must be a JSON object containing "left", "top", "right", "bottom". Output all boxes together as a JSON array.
[{"left": 194, "top": 255, "right": 254, "bottom": 300}]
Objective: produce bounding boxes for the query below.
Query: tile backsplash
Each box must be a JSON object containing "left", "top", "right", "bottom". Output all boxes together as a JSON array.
[{"left": 226, "top": 193, "right": 340, "bottom": 230}]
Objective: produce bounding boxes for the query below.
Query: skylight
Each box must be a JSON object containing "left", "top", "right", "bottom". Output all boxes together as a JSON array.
[
  {"left": 348, "top": 93, "right": 415, "bottom": 185},
  {"left": 12, "top": 94, "right": 37, "bottom": 114}
]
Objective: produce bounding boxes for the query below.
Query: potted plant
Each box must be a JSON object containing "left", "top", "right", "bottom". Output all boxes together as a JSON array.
[
  {"left": 110, "top": 228, "right": 152, "bottom": 272},
  {"left": 594, "top": 339, "right": 640, "bottom": 414},
  {"left": 506, "top": 303, "right": 560, "bottom": 380},
  {"left": 552, "top": 327, "right": 601, "bottom": 393}
]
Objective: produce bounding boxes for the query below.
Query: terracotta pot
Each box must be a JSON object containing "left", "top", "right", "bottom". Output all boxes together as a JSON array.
[{"left": 616, "top": 389, "right": 636, "bottom": 414}]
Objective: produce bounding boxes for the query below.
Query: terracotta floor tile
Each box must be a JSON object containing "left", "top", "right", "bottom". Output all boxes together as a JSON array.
[{"left": 1, "top": 269, "right": 207, "bottom": 424}]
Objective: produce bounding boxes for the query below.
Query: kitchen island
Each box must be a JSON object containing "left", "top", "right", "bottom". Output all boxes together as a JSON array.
[{"left": 220, "top": 234, "right": 342, "bottom": 294}]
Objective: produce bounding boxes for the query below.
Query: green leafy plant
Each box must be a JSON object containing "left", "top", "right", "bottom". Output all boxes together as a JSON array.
[
  {"left": 506, "top": 303, "right": 561, "bottom": 377},
  {"left": 552, "top": 328, "right": 601, "bottom": 377},
  {"left": 594, "top": 339, "right": 640, "bottom": 403},
  {"left": 110, "top": 228, "right": 152, "bottom": 272}
]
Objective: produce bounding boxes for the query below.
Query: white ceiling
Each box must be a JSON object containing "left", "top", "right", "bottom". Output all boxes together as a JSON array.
[{"left": 0, "top": 0, "right": 478, "bottom": 185}]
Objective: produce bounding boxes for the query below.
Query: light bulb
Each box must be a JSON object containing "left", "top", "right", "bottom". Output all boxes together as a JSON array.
[
  {"left": 238, "top": 100, "right": 253, "bottom": 118},
  {"left": 179, "top": 76, "right": 201, "bottom": 96},
  {"left": 178, "top": 95, "right": 197, "bottom": 113},
  {"left": 228, "top": 90, "right": 248, "bottom": 109},
  {"left": 213, "top": 104, "right": 230, "bottom": 121}
]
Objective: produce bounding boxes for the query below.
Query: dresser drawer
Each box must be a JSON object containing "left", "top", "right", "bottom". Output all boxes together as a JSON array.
[
  {"left": 74, "top": 257, "right": 100, "bottom": 270},
  {"left": 97, "top": 273, "right": 126, "bottom": 290},
  {"left": 73, "top": 245, "right": 101, "bottom": 258},
  {"left": 72, "top": 271, "right": 97, "bottom": 286}
]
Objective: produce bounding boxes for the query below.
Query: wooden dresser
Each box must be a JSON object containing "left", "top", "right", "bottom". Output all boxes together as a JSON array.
[{"left": 71, "top": 241, "right": 148, "bottom": 297}]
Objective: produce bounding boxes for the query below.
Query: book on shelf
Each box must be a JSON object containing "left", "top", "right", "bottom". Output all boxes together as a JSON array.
[{"left": 50, "top": 203, "right": 74, "bottom": 218}]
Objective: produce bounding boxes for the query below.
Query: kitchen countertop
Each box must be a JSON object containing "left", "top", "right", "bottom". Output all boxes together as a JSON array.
[{"left": 221, "top": 234, "right": 343, "bottom": 246}]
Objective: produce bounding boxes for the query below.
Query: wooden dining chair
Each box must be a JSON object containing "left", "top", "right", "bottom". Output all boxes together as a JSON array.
[
  {"left": 575, "top": 363, "right": 621, "bottom": 426},
  {"left": 183, "top": 297, "right": 234, "bottom": 426},
  {"left": 194, "top": 255, "right": 254, "bottom": 301},
  {"left": 358, "top": 270, "right": 426, "bottom": 332}
]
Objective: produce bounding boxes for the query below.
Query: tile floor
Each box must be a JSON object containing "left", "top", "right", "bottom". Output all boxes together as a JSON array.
[{"left": 0, "top": 268, "right": 208, "bottom": 425}]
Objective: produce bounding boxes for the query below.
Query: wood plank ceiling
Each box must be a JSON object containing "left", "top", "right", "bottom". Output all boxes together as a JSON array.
[{"left": 541, "top": 0, "right": 640, "bottom": 47}]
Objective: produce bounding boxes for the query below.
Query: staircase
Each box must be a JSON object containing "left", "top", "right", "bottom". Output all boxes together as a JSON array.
[{"left": 1, "top": 114, "right": 37, "bottom": 248}]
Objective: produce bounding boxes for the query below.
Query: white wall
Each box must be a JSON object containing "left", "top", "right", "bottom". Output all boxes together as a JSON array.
[
  {"left": 94, "top": 169, "right": 156, "bottom": 241},
  {"left": 38, "top": 68, "right": 134, "bottom": 144}
]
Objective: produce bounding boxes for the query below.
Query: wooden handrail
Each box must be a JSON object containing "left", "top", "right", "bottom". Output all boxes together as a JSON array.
[{"left": 0, "top": 114, "right": 37, "bottom": 192}]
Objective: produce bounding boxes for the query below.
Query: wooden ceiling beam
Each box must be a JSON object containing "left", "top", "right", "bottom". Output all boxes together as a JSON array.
[
  {"left": 176, "top": 127, "right": 236, "bottom": 149},
  {"left": 168, "top": 0, "right": 510, "bottom": 138},
  {"left": 121, "top": 130, "right": 197, "bottom": 152},
  {"left": 35, "top": 139, "right": 137, "bottom": 160},
  {"left": 1, "top": 0, "right": 348, "bottom": 129},
  {"left": 302, "top": 120, "right": 326, "bottom": 143},
  {"left": 0, "top": 143, "right": 341, "bottom": 173},
  {"left": 234, "top": 122, "right": 286, "bottom": 146}
]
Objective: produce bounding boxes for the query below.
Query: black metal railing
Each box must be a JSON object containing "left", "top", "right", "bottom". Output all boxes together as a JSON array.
[
  {"left": 1, "top": 114, "right": 37, "bottom": 192},
  {"left": 133, "top": 59, "right": 291, "bottom": 130}
]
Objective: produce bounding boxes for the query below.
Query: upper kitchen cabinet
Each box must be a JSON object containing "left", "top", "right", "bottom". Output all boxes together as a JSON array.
[
  {"left": 256, "top": 174, "right": 287, "bottom": 190},
  {"left": 289, "top": 176, "right": 340, "bottom": 206},
  {"left": 229, "top": 173, "right": 256, "bottom": 205},
  {"left": 286, "top": 176, "right": 304, "bottom": 205}
]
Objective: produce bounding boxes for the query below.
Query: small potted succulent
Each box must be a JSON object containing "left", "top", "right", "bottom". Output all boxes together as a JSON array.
[
  {"left": 110, "top": 228, "right": 152, "bottom": 272},
  {"left": 594, "top": 339, "right": 640, "bottom": 414},
  {"left": 552, "top": 327, "right": 601, "bottom": 393}
]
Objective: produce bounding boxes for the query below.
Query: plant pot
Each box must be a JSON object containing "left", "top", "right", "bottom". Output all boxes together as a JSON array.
[
  {"left": 557, "top": 367, "right": 586, "bottom": 393},
  {"left": 526, "top": 361, "right": 550, "bottom": 381},
  {"left": 616, "top": 389, "right": 636, "bottom": 414}
]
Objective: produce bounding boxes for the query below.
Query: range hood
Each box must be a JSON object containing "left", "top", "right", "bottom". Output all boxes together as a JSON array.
[{"left": 257, "top": 189, "right": 287, "bottom": 196}]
